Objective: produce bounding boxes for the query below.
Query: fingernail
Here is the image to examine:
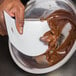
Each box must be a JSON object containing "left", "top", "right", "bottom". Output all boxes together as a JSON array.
[{"left": 19, "top": 26, "right": 23, "bottom": 34}]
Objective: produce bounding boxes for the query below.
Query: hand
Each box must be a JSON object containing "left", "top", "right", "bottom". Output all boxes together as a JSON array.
[{"left": 0, "top": 0, "right": 25, "bottom": 36}]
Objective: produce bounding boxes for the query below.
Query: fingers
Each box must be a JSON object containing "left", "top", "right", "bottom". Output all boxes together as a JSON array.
[
  {"left": 14, "top": 6, "right": 25, "bottom": 34},
  {"left": 16, "top": 6, "right": 25, "bottom": 34},
  {"left": 11, "top": 5, "right": 25, "bottom": 34},
  {"left": 0, "top": 0, "right": 25, "bottom": 35},
  {"left": 5, "top": 1, "right": 25, "bottom": 34}
]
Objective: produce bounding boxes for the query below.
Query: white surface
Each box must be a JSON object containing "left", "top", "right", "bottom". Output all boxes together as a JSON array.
[{"left": 4, "top": 11, "right": 50, "bottom": 56}]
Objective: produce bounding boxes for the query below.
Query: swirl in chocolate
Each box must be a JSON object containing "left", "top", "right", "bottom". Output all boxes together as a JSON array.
[{"left": 36, "top": 9, "right": 76, "bottom": 66}]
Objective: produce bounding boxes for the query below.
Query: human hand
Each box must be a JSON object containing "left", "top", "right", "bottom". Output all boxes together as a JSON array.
[{"left": 0, "top": 0, "right": 25, "bottom": 36}]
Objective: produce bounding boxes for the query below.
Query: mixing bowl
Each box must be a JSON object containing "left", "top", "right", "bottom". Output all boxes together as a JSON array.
[{"left": 4, "top": 0, "right": 76, "bottom": 74}]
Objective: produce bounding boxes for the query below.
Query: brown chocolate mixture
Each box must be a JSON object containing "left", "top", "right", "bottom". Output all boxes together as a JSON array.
[{"left": 40, "top": 9, "right": 76, "bottom": 66}]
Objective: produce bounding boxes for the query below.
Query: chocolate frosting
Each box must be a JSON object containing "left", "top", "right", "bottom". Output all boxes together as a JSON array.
[{"left": 40, "top": 9, "right": 76, "bottom": 66}]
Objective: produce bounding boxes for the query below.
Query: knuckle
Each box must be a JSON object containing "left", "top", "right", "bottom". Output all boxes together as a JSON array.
[{"left": 20, "top": 5, "right": 25, "bottom": 10}]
